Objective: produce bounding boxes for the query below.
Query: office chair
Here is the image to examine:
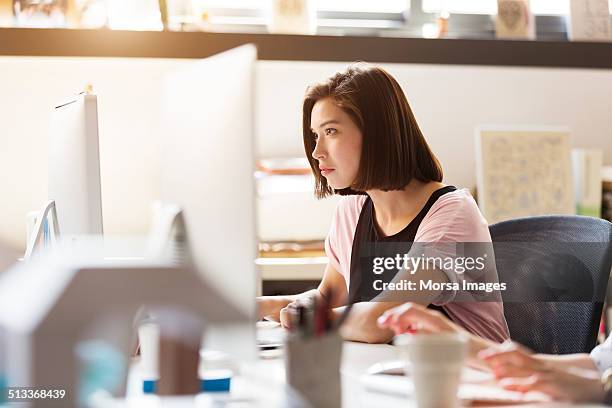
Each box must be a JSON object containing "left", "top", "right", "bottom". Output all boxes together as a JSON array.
[{"left": 489, "top": 215, "right": 612, "bottom": 354}]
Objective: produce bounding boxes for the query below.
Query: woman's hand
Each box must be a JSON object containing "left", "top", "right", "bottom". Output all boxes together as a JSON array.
[
  {"left": 256, "top": 296, "right": 292, "bottom": 321},
  {"left": 377, "top": 302, "right": 498, "bottom": 366},
  {"left": 479, "top": 342, "right": 605, "bottom": 403},
  {"left": 479, "top": 342, "right": 549, "bottom": 378},
  {"left": 279, "top": 293, "right": 319, "bottom": 329},
  {"left": 279, "top": 302, "right": 298, "bottom": 329},
  {"left": 498, "top": 367, "right": 604, "bottom": 403},
  {"left": 377, "top": 302, "right": 459, "bottom": 335}
]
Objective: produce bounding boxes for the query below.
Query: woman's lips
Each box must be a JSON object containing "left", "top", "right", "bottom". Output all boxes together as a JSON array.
[{"left": 320, "top": 168, "right": 335, "bottom": 176}]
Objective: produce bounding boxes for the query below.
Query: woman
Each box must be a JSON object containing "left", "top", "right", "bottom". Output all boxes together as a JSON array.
[
  {"left": 378, "top": 302, "right": 612, "bottom": 404},
  {"left": 257, "top": 63, "right": 509, "bottom": 344}
]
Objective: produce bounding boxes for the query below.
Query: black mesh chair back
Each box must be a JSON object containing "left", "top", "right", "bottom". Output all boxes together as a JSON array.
[{"left": 489, "top": 215, "right": 612, "bottom": 354}]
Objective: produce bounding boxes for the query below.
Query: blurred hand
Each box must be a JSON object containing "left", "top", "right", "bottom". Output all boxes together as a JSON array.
[
  {"left": 279, "top": 302, "right": 294, "bottom": 329},
  {"left": 256, "top": 297, "right": 291, "bottom": 321},
  {"left": 279, "top": 294, "right": 317, "bottom": 330},
  {"left": 377, "top": 302, "right": 502, "bottom": 367},
  {"left": 479, "top": 342, "right": 548, "bottom": 378},
  {"left": 377, "top": 302, "right": 460, "bottom": 335},
  {"left": 479, "top": 342, "right": 606, "bottom": 402},
  {"left": 497, "top": 367, "right": 604, "bottom": 403}
]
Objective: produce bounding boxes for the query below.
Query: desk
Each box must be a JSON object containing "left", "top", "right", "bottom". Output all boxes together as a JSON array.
[
  {"left": 107, "top": 328, "right": 608, "bottom": 408},
  {"left": 251, "top": 341, "right": 603, "bottom": 408}
]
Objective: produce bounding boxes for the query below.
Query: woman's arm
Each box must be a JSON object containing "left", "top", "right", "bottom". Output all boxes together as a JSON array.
[
  {"left": 333, "top": 301, "right": 401, "bottom": 343},
  {"left": 333, "top": 266, "right": 451, "bottom": 344},
  {"left": 270, "top": 262, "right": 451, "bottom": 345},
  {"left": 480, "top": 343, "right": 599, "bottom": 377},
  {"left": 316, "top": 262, "right": 349, "bottom": 308},
  {"left": 258, "top": 262, "right": 348, "bottom": 322},
  {"left": 534, "top": 353, "right": 598, "bottom": 371},
  {"left": 378, "top": 302, "right": 498, "bottom": 368},
  {"left": 480, "top": 344, "right": 605, "bottom": 403},
  {"left": 497, "top": 367, "right": 605, "bottom": 404}
]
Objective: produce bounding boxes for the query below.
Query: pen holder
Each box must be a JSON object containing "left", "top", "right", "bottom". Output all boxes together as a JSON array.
[{"left": 284, "top": 332, "right": 343, "bottom": 408}]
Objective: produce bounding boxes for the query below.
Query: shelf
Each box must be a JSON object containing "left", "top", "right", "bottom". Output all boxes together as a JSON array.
[
  {"left": 1, "top": 27, "right": 612, "bottom": 69},
  {"left": 256, "top": 257, "right": 327, "bottom": 281}
]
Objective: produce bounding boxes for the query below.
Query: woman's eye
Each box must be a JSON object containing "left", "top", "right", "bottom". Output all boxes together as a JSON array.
[
  {"left": 325, "top": 128, "right": 337, "bottom": 135},
  {"left": 312, "top": 132, "right": 319, "bottom": 141}
]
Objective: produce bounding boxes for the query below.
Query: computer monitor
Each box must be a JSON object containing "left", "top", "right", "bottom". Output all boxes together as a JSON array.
[
  {"left": 49, "top": 91, "right": 104, "bottom": 237},
  {"left": 160, "top": 45, "right": 258, "bottom": 322},
  {"left": 24, "top": 91, "right": 104, "bottom": 259}
]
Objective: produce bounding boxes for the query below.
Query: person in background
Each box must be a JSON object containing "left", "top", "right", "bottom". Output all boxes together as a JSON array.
[
  {"left": 257, "top": 62, "right": 509, "bottom": 344},
  {"left": 378, "top": 302, "right": 612, "bottom": 404}
]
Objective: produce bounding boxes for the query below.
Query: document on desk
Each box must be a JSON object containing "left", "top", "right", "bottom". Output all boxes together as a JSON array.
[
  {"left": 360, "top": 369, "right": 551, "bottom": 405},
  {"left": 256, "top": 321, "right": 285, "bottom": 349}
]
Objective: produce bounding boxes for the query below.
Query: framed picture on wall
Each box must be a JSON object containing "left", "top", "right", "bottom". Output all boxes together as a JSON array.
[{"left": 475, "top": 126, "right": 575, "bottom": 224}]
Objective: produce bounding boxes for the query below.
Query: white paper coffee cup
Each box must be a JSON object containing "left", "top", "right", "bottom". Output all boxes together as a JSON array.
[{"left": 394, "top": 333, "right": 468, "bottom": 408}]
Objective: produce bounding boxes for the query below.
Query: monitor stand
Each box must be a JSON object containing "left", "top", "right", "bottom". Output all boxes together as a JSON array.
[{"left": 24, "top": 200, "right": 60, "bottom": 260}]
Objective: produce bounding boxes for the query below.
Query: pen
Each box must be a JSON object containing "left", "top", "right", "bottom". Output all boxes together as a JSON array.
[
  {"left": 315, "top": 294, "right": 327, "bottom": 337},
  {"left": 298, "top": 304, "right": 306, "bottom": 336}
]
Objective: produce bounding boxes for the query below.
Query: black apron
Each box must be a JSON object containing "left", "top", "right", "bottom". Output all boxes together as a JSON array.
[{"left": 348, "top": 186, "right": 457, "bottom": 316}]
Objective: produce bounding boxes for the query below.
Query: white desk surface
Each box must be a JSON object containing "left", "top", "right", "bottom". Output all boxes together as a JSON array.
[{"left": 105, "top": 326, "right": 608, "bottom": 408}]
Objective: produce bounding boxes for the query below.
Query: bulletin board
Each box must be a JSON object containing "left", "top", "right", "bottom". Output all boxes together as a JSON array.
[{"left": 475, "top": 127, "right": 575, "bottom": 224}]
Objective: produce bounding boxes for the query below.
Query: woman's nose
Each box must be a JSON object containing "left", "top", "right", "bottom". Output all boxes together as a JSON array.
[{"left": 312, "top": 140, "right": 326, "bottom": 160}]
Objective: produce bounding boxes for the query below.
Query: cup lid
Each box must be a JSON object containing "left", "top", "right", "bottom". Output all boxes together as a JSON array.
[{"left": 393, "top": 332, "right": 469, "bottom": 347}]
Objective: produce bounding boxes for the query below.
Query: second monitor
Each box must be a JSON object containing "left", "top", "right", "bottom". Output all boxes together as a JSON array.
[{"left": 160, "top": 44, "right": 259, "bottom": 320}]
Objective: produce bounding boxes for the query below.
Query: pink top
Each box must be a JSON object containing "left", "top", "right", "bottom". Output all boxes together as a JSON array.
[{"left": 325, "top": 188, "right": 510, "bottom": 343}]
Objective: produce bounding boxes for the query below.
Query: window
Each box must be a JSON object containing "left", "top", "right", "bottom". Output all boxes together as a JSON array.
[
  {"left": 418, "top": 0, "right": 612, "bottom": 40},
  {"left": 422, "top": 0, "right": 497, "bottom": 15},
  {"left": 193, "top": 0, "right": 408, "bottom": 14},
  {"left": 315, "top": 0, "right": 407, "bottom": 13},
  {"left": 192, "top": 0, "right": 409, "bottom": 31},
  {"left": 193, "top": 0, "right": 261, "bottom": 10},
  {"left": 186, "top": 0, "right": 610, "bottom": 38},
  {"left": 314, "top": 0, "right": 407, "bottom": 30},
  {"left": 422, "top": 0, "right": 612, "bottom": 15}
]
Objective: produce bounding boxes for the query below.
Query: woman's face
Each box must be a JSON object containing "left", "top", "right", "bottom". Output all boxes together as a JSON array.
[{"left": 310, "top": 98, "right": 363, "bottom": 190}]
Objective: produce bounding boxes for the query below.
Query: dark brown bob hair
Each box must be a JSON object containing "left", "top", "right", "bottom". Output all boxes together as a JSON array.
[{"left": 303, "top": 62, "right": 443, "bottom": 199}]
